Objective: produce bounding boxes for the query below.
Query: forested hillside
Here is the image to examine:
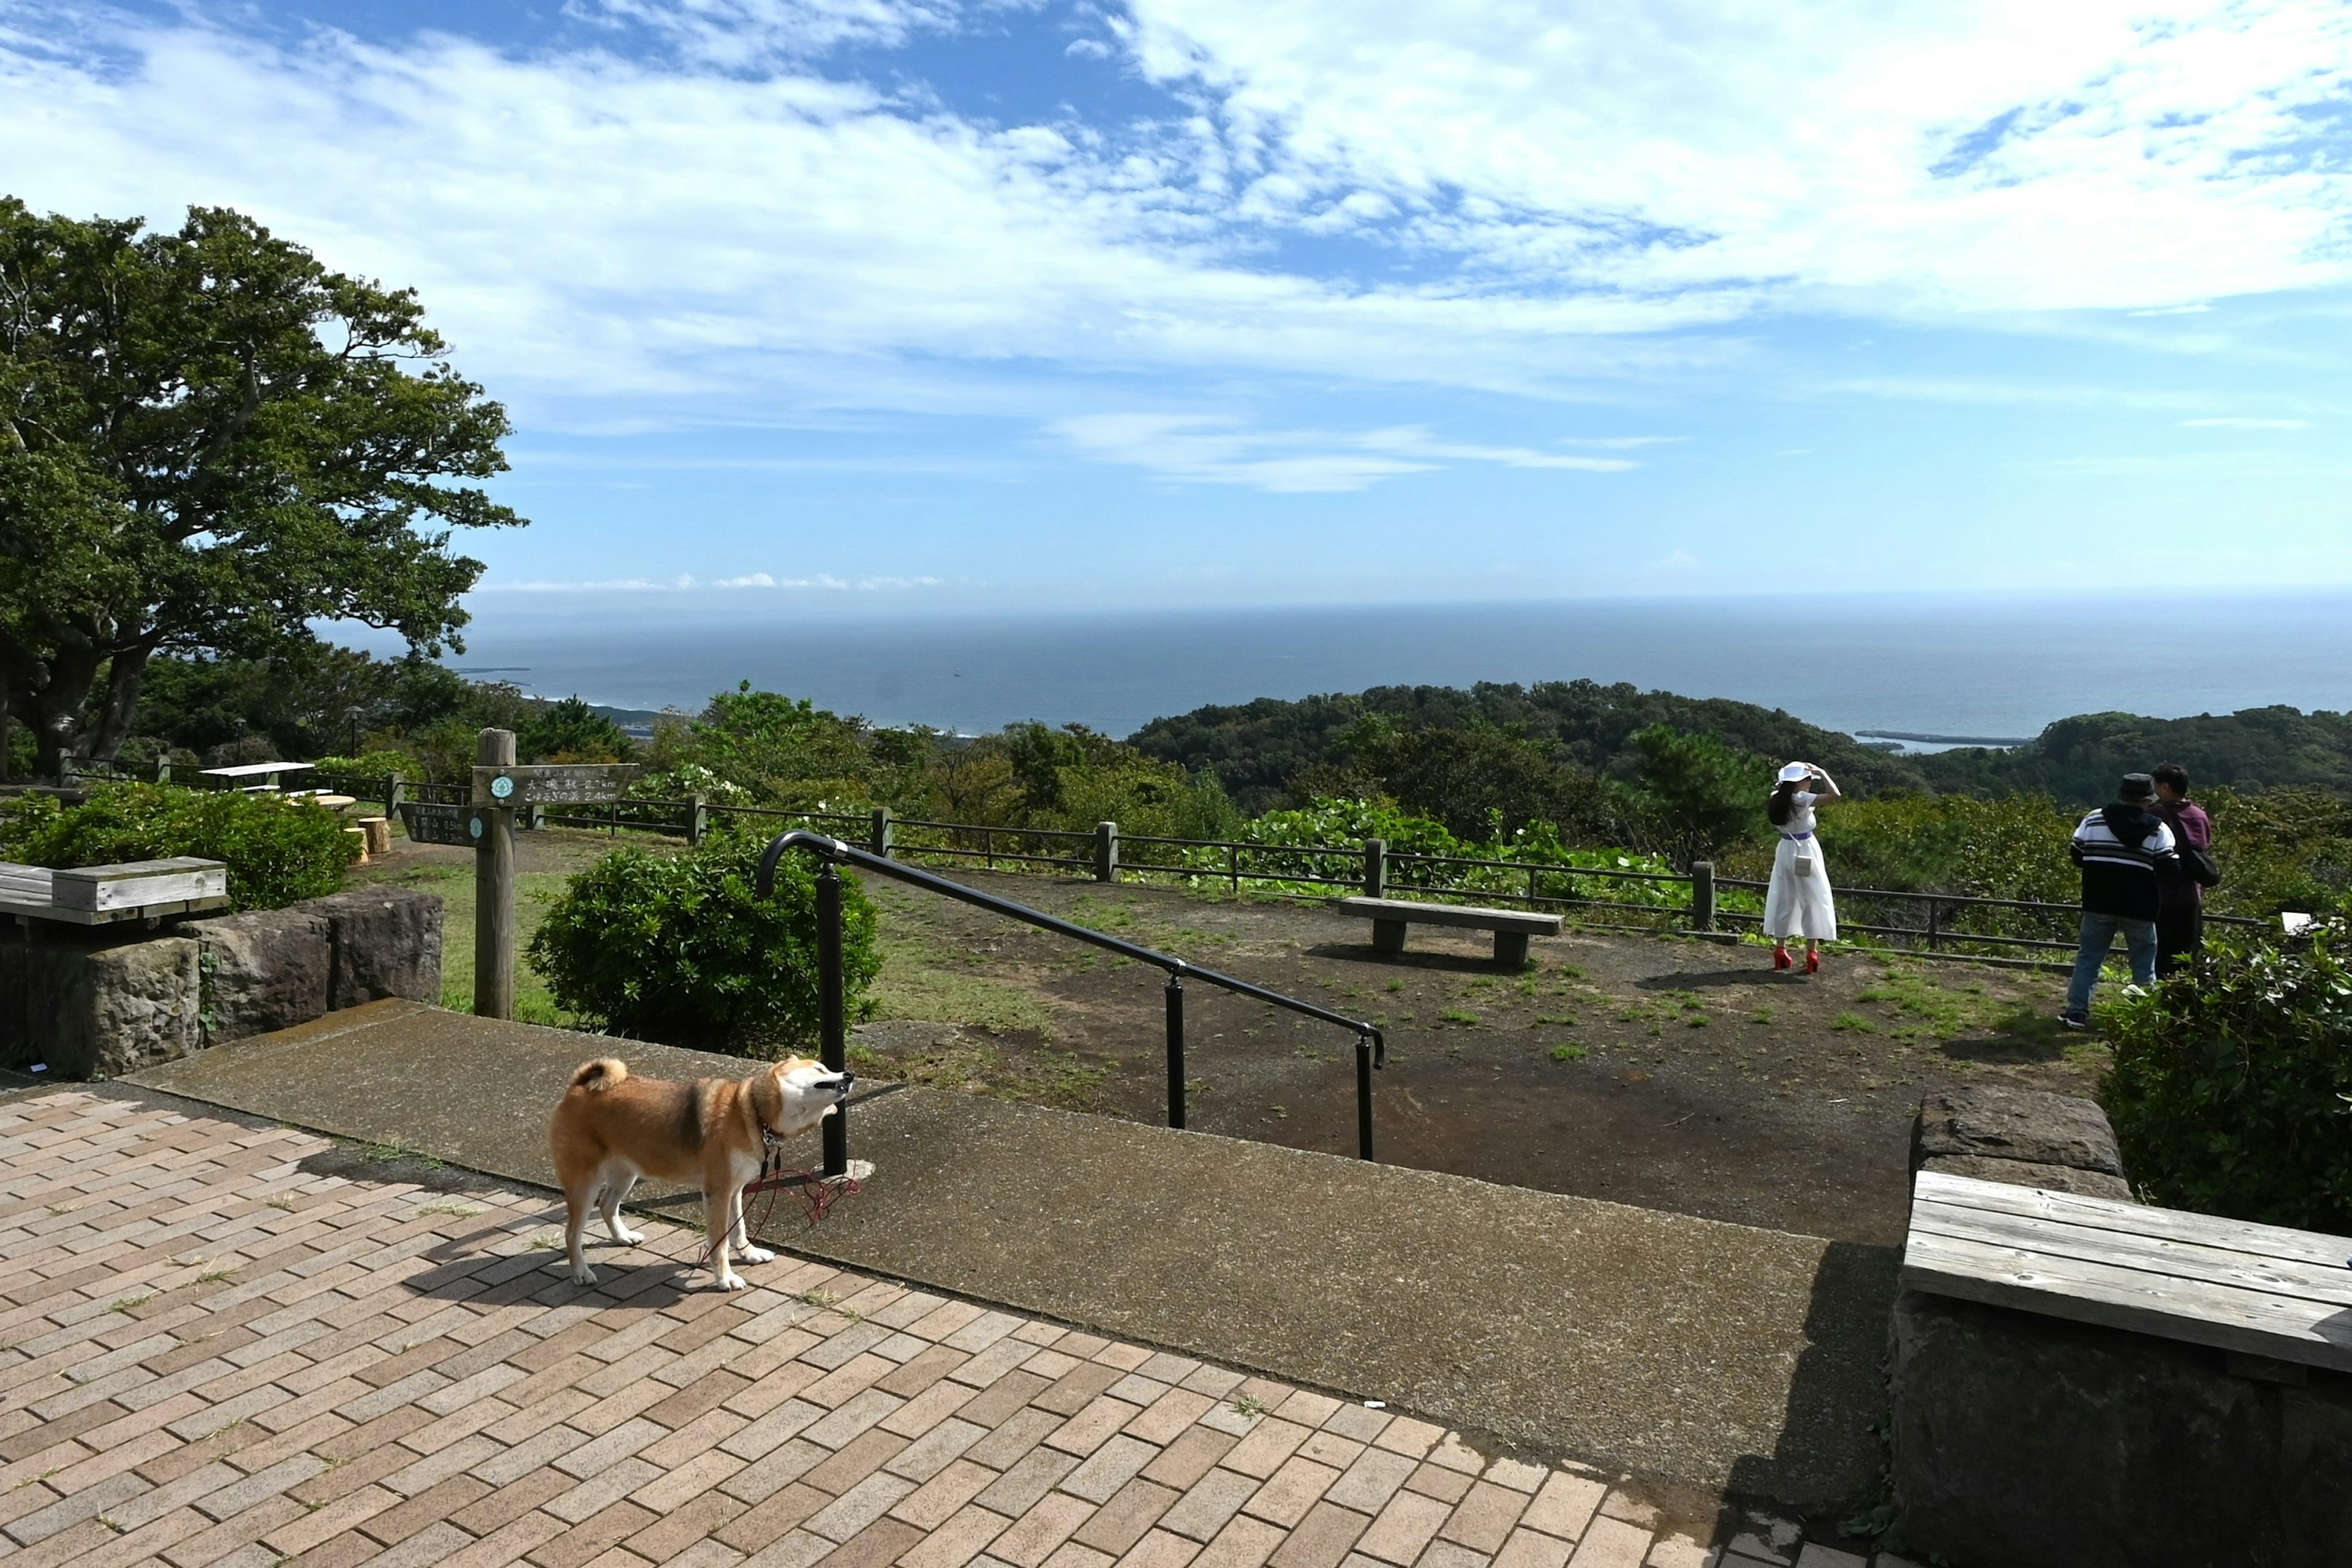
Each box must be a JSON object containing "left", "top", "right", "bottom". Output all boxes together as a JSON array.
[
  {"left": 1917, "top": 707, "right": 2352, "bottom": 802},
  {"left": 1131, "top": 682, "right": 2352, "bottom": 810},
  {"left": 1128, "top": 679, "right": 1926, "bottom": 813}
]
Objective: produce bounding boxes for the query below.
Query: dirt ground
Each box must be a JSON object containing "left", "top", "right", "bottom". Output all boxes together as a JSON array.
[{"left": 358, "top": 831, "right": 2101, "bottom": 1248}]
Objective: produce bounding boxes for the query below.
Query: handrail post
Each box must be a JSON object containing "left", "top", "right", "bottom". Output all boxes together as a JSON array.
[
  {"left": 870, "top": 806, "right": 892, "bottom": 859},
  {"left": 1363, "top": 839, "right": 1387, "bottom": 899},
  {"left": 1355, "top": 1035, "right": 1375, "bottom": 1160},
  {"left": 687, "top": 793, "right": 706, "bottom": 845},
  {"left": 474, "top": 728, "right": 517, "bottom": 1020},
  {"left": 1095, "top": 821, "right": 1118, "bottom": 883},
  {"left": 1691, "top": 861, "right": 1715, "bottom": 932},
  {"left": 1164, "top": 973, "right": 1185, "bottom": 1129},
  {"left": 1927, "top": 897, "right": 1941, "bottom": 952},
  {"left": 818, "top": 859, "right": 848, "bottom": 1178}
]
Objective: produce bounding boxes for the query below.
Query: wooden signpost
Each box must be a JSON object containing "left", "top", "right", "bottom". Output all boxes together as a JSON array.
[
  {"left": 471, "top": 764, "right": 639, "bottom": 807},
  {"left": 469, "top": 741, "right": 638, "bottom": 1021},
  {"left": 399, "top": 802, "right": 476, "bottom": 847}
]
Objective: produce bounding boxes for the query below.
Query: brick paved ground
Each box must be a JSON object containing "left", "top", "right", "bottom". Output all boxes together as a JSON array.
[{"left": 0, "top": 1093, "right": 1911, "bottom": 1568}]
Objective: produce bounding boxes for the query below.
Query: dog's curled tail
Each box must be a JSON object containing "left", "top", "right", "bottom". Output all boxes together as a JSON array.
[{"left": 570, "top": 1058, "right": 628, "bottom": 1093}]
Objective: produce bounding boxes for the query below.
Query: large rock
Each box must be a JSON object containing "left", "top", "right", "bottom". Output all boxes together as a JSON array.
[
  {"left": 302, "top": 887, "right": 443, "bottom": 1008},
  {"left": 1913, "top": 1084, "right": 2125, "bottom": 1177},
  {"left": 1892, "top": 1290, "right": 2352, "bottom": 1568},
  {"left": 1915, "top": 1152, "right": 2135, "bottom": 1202},
  {"left": 189, "top": 907, "right": 331, "bottom": 1044},
  {"left": 0, "top": 933, "right": 200, "bottom": 1077}
]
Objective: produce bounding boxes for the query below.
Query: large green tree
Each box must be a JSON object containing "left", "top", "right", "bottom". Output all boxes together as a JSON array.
[{"left": 0, "top": 199, "right": 520, "bottom": 778}]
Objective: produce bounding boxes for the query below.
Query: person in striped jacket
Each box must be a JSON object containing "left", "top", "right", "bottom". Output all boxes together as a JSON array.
[{"left": 2060, "top": 772, "right": 2179, "bottom": 1031}]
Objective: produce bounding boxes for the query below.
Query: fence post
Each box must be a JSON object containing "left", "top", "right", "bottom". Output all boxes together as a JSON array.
[
  {"left": 1362, "top": 839, "right": 1387, "bottom": 899},
  {"left": 870, "top": 806, "right": 892, "bottom": 859},
  {"left": 1356, "top": 1036, "right": 1376, "bottom": 1161},
  {"left": 1164, "top": 974, "right": 1185, "bottom": 1129},
  {"left": 1095, "top": 821, "right": 1118, "bottom": 883},
  {"left": 156, "top": 755, "right": 172, "bottom": 784},
  {"left": 817, "top": 859, "right": 848, "bottom": 1179},
  {"left": 1926, "top": 897, "right": 1942, "bottom": 952},
  {"left": 525, "top": 802, "right": 545, "bottom": 832},
  {"left": 386, "top": 777, "right": 405, "bottom": 814},
  {"left": 1691, "top": 861, "right": 1715, "bottom": 932},
  {"left": 474, "top": 728, "right": 517, "bottom": 1020}
]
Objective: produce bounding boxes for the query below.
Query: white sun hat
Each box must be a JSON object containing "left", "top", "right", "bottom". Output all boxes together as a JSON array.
[{"left": 1777, "top": 762, "right": 1812, "bottom": 783}]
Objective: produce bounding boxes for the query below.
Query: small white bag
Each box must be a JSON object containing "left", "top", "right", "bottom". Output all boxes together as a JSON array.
[{"left": 1793, "top": 851, "right": 1815, "bottom": 878}]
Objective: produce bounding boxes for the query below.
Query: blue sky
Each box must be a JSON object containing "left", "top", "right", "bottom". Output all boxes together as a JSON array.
[{"left": 6, "top": 0, "right": 2352, "bottom": 616}]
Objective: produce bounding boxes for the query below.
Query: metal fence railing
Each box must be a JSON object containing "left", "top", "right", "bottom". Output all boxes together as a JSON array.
[{"left": 86, "top": 761, "right": 2267, "bottom": 962}]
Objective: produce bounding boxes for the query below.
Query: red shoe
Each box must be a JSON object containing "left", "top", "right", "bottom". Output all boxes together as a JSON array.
[
  {"left": 1773, "top": 946, "right": 1792, "bottom": 971},
  {"left": 1806, "top": 949, "right": 1822, "bottom": 974}
]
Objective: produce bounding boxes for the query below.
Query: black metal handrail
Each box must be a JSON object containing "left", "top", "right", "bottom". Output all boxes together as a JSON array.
[{"left": 755, "top": 830, "right": 1387, "bottom": 1174}]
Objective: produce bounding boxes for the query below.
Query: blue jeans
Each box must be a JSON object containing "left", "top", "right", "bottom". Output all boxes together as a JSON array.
[{"left": 2065, "top": 912, "right": 2158, "bottom": 1020}]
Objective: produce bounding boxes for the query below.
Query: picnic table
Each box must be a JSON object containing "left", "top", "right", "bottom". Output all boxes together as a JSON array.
[{"left": 199, "top": 761, "right": 315, "bottom": 791}]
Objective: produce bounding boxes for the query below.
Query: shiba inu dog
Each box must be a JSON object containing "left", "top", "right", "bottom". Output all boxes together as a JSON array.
[{"left": 550, "top": 1055, "right": 853, "bottom": 1289}]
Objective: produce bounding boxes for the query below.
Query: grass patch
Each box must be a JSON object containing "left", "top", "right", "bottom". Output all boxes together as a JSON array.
[
  {"left": 1438, "top": 1007, "right": 1479, "bottom": 1026},
  {"left": 107, "top": 1294, "right": 155, "bottom": 1313},
  {"left": 1548, "top": 1043, "right": 1588, "bottom": 1062},
  {"left": 1535, "top": 1013, "right": 1577, "bottom": 1027},
  {"left": 356, "top": 859, "right": 579, "bottom": 1022},
  {"left": 1830, "top": 1011, "right": 1879, "bottom": 1034}
]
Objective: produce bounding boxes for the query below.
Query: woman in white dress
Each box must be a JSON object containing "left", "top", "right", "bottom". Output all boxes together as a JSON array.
[{"left": 1763, "top": 761, "right": 1840, "bottom": 973}]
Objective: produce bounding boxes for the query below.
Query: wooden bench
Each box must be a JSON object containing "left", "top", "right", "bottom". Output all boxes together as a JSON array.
[
  {"left": 0, "top": 857, "right": 232, "bottom": 927},
  {"left": 1332, "top": 896, "right": 1562, "bottom": 968},
  {"left": 1904, "top": 1169, "right": 2352, "bottom": 1372}
]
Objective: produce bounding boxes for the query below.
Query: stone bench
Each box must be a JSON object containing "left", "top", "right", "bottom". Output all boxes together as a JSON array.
[
  {"left": 1893, "top": 1170, "right": 2352, "bottom": 1567},
  {"left": 1332, "top": 895, "right": 1562, "bottom": 967}
]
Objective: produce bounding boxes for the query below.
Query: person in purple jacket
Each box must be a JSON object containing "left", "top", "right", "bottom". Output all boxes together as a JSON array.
[{"left": 2149, "top": 761, "right": 2212, "bottom": 975}]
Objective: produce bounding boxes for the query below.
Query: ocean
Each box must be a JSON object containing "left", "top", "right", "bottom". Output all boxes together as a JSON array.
[{"left": 434, "top": 591, "right": 2352, "bottom": 746}]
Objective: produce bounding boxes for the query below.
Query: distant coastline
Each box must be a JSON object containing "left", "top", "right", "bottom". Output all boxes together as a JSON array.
[
  {"left": 1853, "top": 730, "right": 2031, "bottom": 747},
  {"left": 410, "top": 589, "right": 2352, "bottom": 744}
]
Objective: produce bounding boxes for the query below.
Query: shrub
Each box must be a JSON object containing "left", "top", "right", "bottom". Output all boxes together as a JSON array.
[
  {"left": 527, "top": 832, "right": 881, "bottom": 1054},
  {"left": 2100, "top": 921, "right": 2352, "bottom": 1234},
  {"left": 0, "top": 783, "right": 356, "bottom": 908}
]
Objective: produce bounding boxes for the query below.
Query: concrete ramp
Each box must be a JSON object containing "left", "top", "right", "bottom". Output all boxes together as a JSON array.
[{"left": 129, "top": 999, "right": 1896, "bottom": 1510}]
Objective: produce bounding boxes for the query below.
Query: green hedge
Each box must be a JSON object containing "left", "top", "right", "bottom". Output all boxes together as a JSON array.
[
  {"left": 2101, "top": 921, "right": 2352, "bottom": 1234},
  {"left": 0, "top": 783, "right": 356, "bottom": 909},
  {"left": 527, "top": 832, "right": 881, "bottom": 1054}
]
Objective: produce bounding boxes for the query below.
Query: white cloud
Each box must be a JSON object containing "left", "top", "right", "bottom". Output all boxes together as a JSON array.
[
  {"left": 1050, "top": 413, "right": 1642, "bottom": 490},
  {"left": 2179, "top": 415, "right": 2311, "bottom": 429},
  {"left": 1120, "top": 0, "right": 2352, "bottom": 315},
  {"left": 3, "top": 0, "right": 2351, "bottom": 429}
]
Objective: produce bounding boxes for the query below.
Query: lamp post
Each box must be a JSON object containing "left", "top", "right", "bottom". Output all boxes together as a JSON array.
[{"left": 345, "top": 706, "right": 365, "bottom": 756}]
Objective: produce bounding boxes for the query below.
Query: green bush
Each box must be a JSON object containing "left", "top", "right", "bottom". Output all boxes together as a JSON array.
[
  {"left": 0, "top": 783, "right": 356, "bottom": 909},
  {"left": 2101, "top": 921, "right": 2352, "bottom": 1234},
  {"left": 527, "top": 832, "right": 881, "bottom": 1054}
]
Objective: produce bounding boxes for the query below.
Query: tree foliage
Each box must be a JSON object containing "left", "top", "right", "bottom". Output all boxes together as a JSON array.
[
  {"left": 0, "top": 783, "right": 355, "bottom": 908},
  {"left": 1914, "top": 706, "right": 2352, "bottom": 805},
  {"left": 2101, "top": 921, "right": 2352, "bottom": 1233},
  {"left": 1130, "top": 678, "right": 1921, "bottom": 813},
  {"left": 527, "top": 831, "right": 881, "bottom": 1054},
  {"left": 518, "top": 696, "right": 634, "bottom": 764},
  {"left": 0, "top": 198, "right": 521, "bottom": 776}
]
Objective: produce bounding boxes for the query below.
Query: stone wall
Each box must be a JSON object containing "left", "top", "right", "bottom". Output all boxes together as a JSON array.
[
  {"left": 1893, "top": 1085, "right": 2352, "bottom": 1567},
  {"left": 1893, "top": 1292, "right": 2352, "bottom": 1568},
  {"left": 1, "top": 886, "right": 441, "bottom": 1077},
  {"left": 1910, "top": 1082, "right": 2133, "bottom": 1200}
]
